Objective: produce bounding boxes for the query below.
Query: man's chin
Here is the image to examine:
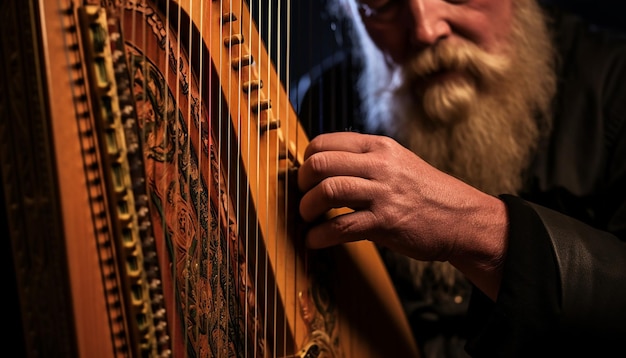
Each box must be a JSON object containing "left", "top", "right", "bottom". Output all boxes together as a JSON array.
[
  {"left": 416, "top": 81, "right": 476, "bottom": 128},
  {"left": 422, "top": 70, "right": 469, "bottom": 88}
]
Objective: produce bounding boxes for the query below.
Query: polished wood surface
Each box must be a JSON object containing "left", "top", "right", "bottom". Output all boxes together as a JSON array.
[{"left": 0, "top": 0, "right": 419, "bottom": 356}]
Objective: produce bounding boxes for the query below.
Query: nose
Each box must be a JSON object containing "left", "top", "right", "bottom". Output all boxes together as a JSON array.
[{"left": 408, "top": 0, "right": 451, "bottom": 46}]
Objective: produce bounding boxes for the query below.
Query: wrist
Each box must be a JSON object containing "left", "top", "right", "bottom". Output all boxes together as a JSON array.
[{"left": 449, "top": 193, "right": 509, "bottom": 300}]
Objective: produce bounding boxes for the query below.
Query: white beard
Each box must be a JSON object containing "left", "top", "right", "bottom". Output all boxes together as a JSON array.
[{"left": 351, "top": 0, "right": 557, "bottom": 289}]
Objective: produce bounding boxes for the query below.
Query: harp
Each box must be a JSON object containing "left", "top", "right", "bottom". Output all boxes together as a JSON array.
[{"left": 0, "top": 0, "right": 419, "bottom": 357}]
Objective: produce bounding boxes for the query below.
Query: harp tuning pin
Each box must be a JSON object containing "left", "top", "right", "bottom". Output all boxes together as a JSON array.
[
  {"left": 242, "top": 80, "right": 263, "bottom": 93},
  {"left": 278, "top": 147, "right": 289, "bottom": 160},
  {"left": 224, "top": 34, "right": 244, "bottom": 47},
  {"left": 62, "top": 4, "right": 74, "bottom": 16},
  {"left": 259, "top": 118, "right": 281, "bottom": 133},
  {"left": 231, "top": 55, "right": 254, "bottom": 70},
  {"left": 277, "top": 165, "right": 298, "bottom": 181},
  {"left": 221, "top": 12, "right": 237, "bottom": 24},
  {"left": 251, "top": 99, "right": 271, "bottom": 113}
]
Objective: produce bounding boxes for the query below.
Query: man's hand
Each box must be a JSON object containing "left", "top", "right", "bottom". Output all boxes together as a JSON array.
[{"left": 297, "top": 132, "right": 508, "bottom": 299}]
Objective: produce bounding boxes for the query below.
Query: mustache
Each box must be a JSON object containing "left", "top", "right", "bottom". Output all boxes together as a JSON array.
[{"left": 402, "top": 41, "right": 511, "bottom": 87}]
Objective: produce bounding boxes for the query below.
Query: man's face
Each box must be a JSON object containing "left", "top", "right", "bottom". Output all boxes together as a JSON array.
[
  {"left": 352, "top": 0, "right": 556, "bottom": 195},
  {"left": 356, "top": 0, "right": 515, "bottom": 65}
]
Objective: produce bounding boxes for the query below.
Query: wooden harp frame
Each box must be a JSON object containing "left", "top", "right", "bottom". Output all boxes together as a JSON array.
[{"left": 0, "top": 0, "right": 419, "bottom": 357}]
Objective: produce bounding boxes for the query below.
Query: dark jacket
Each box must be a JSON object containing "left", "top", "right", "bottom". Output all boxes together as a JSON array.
[{"left": 295, "top": 8, "right": 626, "bottom": 358}]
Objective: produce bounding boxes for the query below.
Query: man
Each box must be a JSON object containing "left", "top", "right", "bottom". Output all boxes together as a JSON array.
[{"left": 295, "top": 0, "right": 626, "bottom": 356}]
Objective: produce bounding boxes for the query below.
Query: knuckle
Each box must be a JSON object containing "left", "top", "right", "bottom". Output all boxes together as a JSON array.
[
  {"left": 306, "top": 136, "right": 326, "bottom": 156},
  {"left": 308, "top": 153, "right": 328, "bottom": 174},
  {"left": 372, "top": 134, "right": 394, "bottom": 149},
  {"left": 330, "top": 214, "right": 354, "bottom": 237},
  {"left": 321, "top": 178, "right": 357, "bottom": 203},
  {"left": 320, "top": 179, "right": 339, "bottom": 201},
  {"left": 330, "top": 211, "right": 372, "bottom": 243}
]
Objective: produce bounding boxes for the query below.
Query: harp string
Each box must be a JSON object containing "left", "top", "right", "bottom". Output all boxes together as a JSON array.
[
  {"left": 177, "top": 0, "right": 189, "bottom": 352},
  {"left": 269, "top": 0, "right": 290, "bottom": 354},
  {"left": 244, "top": 0, "right": 258, "bottom": 355},
  {"left": 228, "top": 0, "right": 240, "bottom": 355},
  {"left": 186, "top": 0, "right": 197, "bottom": 352},
  {"left": 195, "top": 1, "right": 210, "bottom": 354},
  {"left": 161, "top": 0, "right": 179, "bottom": 352},
  {"left": 118, "top": 0, "right": 301, "bottom": 355},
  {"left": 253, "top": 0, "right": 267, "bottom": 354},
  {"left": 264, "top": 1, "right": 273, "bottom": 353}
]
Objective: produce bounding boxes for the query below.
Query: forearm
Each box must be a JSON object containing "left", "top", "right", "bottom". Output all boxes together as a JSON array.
[{"left": 466, "top": 195, "right": 626, "bottom": 356}]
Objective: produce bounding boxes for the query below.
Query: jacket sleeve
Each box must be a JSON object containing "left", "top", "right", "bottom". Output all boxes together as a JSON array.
[{"left": 465, "top": 195, "right": 626, "bottom": 357}]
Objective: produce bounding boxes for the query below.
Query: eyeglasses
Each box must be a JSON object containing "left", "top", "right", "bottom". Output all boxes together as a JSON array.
[{"left": 356, "top": 0, "right": 406, "bottom": 23}]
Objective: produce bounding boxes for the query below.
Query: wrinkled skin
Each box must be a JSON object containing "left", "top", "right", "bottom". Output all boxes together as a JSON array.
[
  {"left": 358, "top": 0, "right": 513, "bottom": 64},
  {"left": 297, "top": 132, "right": 507, "bottom": 300}
]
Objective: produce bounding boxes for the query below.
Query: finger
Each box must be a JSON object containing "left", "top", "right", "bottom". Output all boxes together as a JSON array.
[
  {"left": 304, "top": 132, "right": 375, "bottom": 159},
  {"left": 297, "top": 150, "right": 374, "bottom": 192},
  {"left": 305, "top": 210, "right": 377, "bottom": 249},
  {"left": 299, "top": 176, "right": 375, "bottom": 222}
]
